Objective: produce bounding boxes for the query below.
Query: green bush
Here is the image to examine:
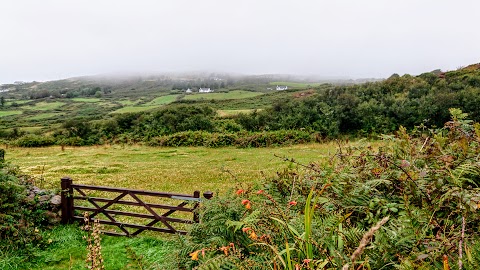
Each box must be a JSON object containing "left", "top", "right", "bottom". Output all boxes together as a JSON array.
[
  {"left": 234, "top": 130, "right": 313, "bottom": 148},
  {"left": 14, "top": 135, "right": 55, "bottom": 147},
  {"left": 56, "top": 136, "right": 84, "bottom": 146},
  {"left": 147, "top": 130, "right": 315, "bottom": 148},
  {"left": 205, "top": 133, "right": 238, "bottom": 148},
  {"left": 147, "top": 131, "right": 211, "bottom": 147},
  {"left": 0, "top": 162, "right": 43, "bottom": 252}
]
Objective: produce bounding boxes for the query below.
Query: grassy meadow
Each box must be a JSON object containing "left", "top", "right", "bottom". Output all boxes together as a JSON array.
[
  {"left": 1, "top": 143, "right": 342, "bottom": 269},
  {"left": 269, "top": 81, "right": 322, "bottom": 88},
  {"left": 183, "top": 90, "right": 263, "bottom": 101},
  {"left": 0, "top": 110, "right": 22, "bottom": 117},
  {"left": 6, "top": 143, "right": 339, "bottom": 194}
]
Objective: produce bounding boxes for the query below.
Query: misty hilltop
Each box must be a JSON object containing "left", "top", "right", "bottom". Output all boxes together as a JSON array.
[
  {"left": 0, "top": 72, "right": 382, "bottom": 100},
  {"left": 0, "top": 62, "right": 479, "bottom": 144}
]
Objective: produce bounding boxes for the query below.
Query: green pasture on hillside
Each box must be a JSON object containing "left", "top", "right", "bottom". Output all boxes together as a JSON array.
[
  {"left": 111, "top": 95, "right": 178, "bottom": 113},
  {"left": 20, "top": 126, "right": 45, "bottom": 133},
  {"left": 217, "top": 109, "right": 259, "bottom": 117},
  {"left": 23, "top": 101, "right": 66, "bottom": 111},
  {"left": 70, "top": 98, "right": 102, "bottom": 103},
  {"left": 0, "top": 110, "right": 23, "bottom": 117},
  {"left": 5, "top": 99, "right": 31, "bottom": 106},
  {"left": 183, "top": 90, "right": 263, "bottom": 101},
  {"left": 117, "top": 99, "right": 140, "bottom": 105},
  {"left": 146, "top": 94, "right": 179, "bottom": 105},
  {"left": 25, "top": 112, "right": 63, "bottom": 120},
  {"left": 111, "top": 105, "right": 158, "bottom": 113},
  {"left": 269, "top": 81, "right": 322, "bottom": 88}
]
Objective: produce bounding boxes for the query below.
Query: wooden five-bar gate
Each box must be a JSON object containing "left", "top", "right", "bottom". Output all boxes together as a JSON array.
[{"left": 61, "top": 177, "right": 213, "bottom": 236}]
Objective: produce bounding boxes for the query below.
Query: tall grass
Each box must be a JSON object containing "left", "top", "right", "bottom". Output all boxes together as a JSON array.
[{"left": 0, "top": 224, "right": 178, "bottom": 270}]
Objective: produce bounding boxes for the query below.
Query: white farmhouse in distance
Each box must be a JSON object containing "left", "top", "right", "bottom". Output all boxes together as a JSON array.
[
  {"left": 276, "top": 85, "right": 288, "bottom": 91},
  {"left": 185, "top": 88, "right": 192, "bottom": 93},
  {"left": 199, "top": 88, "right": 213, "bottom": 93}
]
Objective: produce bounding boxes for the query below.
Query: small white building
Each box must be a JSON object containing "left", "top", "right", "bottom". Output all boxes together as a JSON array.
[
  {"left": 276, "top": 85, "right": 288, "bottom": 91},
  {"left": 199, "top": 88, "right": 213, "bottom": 93},
  {"left": 185, "top": 88, "right": 192, "bottom": 93}
]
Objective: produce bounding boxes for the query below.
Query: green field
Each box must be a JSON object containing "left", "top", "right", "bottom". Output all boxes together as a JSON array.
[
  {"left": 269, "top": 81, "right": 322, "bottom": 88},
  {"left": 217, "top": 109, "right": 259, "bottom": 117},
  {"left": 71, "top": 98, "right": 102, "bottom": 103},
  {"left": 0, "top": 142, "right": 359, "bottom": 270},
  {"left": 5, "top": 99, "right": 31, "bottom": 106},
  {"left": 23, "top": 101, "right": 66, "bottom": 111},
  {"left": 110, "top": 95, "right": 179, "bottom": 114},
  {"left": 20, "top": 126, "right": 45, "bottom": 133},
  {"left": 25, "top": 112, "right": 62, "bottom": 120},
  {"left": 6, "top": 143, "right": 338, "bottom": 194},
  {"left": 111, "top": 105, "right": 158, "bottom": 114},
  {"left": 183, "top": 90, "right": 263, "bottom": 101},
  {"left": 146, "top": 94, "right": 179, "bottom": 105},
  {"left": 0, "top": 110, "right": 23, "bottom": 117},
  {"left": 117, "top": 99, "right": 139, "bottom": 105}
]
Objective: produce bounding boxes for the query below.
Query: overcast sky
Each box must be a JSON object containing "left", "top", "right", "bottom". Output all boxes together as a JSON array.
[{"left": 1, "top": 0, "right": 479, "bottom": 83}]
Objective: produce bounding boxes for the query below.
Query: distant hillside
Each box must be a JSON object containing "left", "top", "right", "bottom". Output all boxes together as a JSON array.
[
  {"left": 1, "top": 63, "right": 479, "bottom": 146},
  {"left": 0, "top": 71, "right": 336, "bottom": 135},
  {"left": 0, "top": 72, "right": 379, "bottom": 101}
]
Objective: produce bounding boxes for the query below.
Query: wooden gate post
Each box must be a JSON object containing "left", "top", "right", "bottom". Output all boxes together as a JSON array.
[
  {"left": 61, "top": 177, "right": 74, "bottom": 224},
  {"left": 203, "top": 191, "right": 214, "bottom": 200},
  {"left": 193, "top": 190, "right": 200, "bottom": 223}
]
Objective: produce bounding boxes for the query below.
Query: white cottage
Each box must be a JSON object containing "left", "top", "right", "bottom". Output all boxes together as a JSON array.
[
  {"left": 276, "top": 85, "right": 288, "bottom": 91},
  {"left": 199, "top": 88, "right": 213, "bottom": 93}
]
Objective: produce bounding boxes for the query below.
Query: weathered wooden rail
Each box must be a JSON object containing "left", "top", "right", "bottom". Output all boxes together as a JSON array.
[{"left": 61, "top": 177, "right": 213, "bottom": 236}]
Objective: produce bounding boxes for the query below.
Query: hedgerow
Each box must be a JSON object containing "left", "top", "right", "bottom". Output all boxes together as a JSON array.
[
  {"left": 146, "top": 130, "right": 315, "bottom": 148},
  {"left": 0, "top": 162, "right": 45, "bottom": 254},
  {"left": 13, "top": 134, "right": 55, "bottom": 147}
]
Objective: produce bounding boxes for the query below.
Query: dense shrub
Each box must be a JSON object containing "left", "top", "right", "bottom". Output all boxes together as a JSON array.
[
  {"left": 14, "top": 135, "right": 55, "bottom": 147},
  {"left": 205, "top": 133, "right": 238, "bottom": 148},
  {"left": 56, "top": 136, "right": 85, "bottom": 146},
  {"left": 147, "top": 131, "right": 211, "bottom": 147},
  {"left": 147, "top": 130, "right": 315, "bottom": 148},
  {"left": 234, "top": 130, "right": 313, "bottom": 148},
  {"left": 179, "top": 109, "right": 480, "bottom": 269},
  {"left": 0, "top": 162, "right": 44, "bottom": 252}
]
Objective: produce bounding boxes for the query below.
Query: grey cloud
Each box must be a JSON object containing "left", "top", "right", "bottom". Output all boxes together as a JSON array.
[{"left": 1, "top": 0, "right": 479, "bottom": 83}]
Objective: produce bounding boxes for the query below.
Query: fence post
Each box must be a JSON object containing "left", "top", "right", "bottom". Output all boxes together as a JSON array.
[
  {"left": 203, "top": 191, "right": 214, "bottom": 200},
  {"left": 61, "top": 177, "right": 74, "bottom": 224},
  {"left": 193, "top": 190, "right": 200, "bottom": 223}
]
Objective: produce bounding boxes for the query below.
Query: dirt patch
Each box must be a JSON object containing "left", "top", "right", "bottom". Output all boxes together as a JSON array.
[{"left": 292, "top": 89, "right": 315, "bottom": 99}]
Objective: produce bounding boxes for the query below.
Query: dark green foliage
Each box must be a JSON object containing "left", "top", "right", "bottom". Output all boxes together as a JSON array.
[
  {"left": 146, "top": 130, "right": 315, "bottom": 148},
  {"left": 0, "top": 162, "right": 44, "bottom": 253},
  {"left": 233, "top": 130, "right": 313, "bottom": 147},
  {"left": 179, "top": 111, "right": 480, "bottom": 269},
  {"left": 147, "top": 131, "right": 211, "bottom": 147},
  {"left": 143, "top": 105, "right": 216, "bottom": 136},
  {"left": 233, "top": 65, "right": 480, "bottom": 137},
  {"left": 14, "top": 134, "right": 55, "bottom": 147}
]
